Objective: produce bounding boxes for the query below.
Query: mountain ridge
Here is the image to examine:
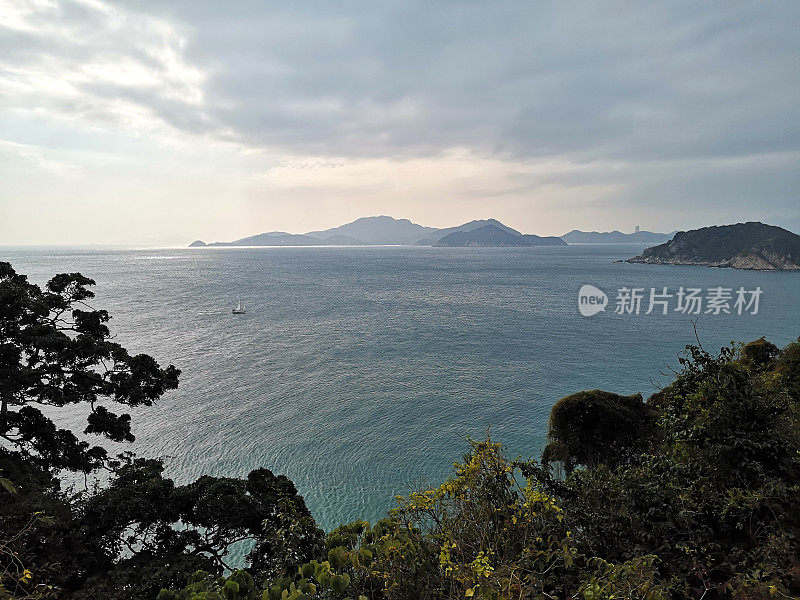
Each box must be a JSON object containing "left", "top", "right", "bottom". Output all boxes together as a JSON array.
[{"left": 190, "top": 216, "right": 565, "bottom": 247}]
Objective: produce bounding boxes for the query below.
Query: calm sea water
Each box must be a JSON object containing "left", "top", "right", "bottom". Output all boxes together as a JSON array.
[{"left": 2, "top": 245, "right": 799, "bottom": 529}]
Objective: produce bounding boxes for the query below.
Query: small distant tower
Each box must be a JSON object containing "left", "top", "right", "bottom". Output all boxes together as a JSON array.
[{"left": 635, "top": 225, "right": 640, "bottom": 234}]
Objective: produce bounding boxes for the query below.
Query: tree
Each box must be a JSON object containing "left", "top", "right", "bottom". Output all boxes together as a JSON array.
[
  {"left": 739, "top": 337, "right": 780, "bottom": 372},
  {"left": 1, "top": 263, "right": 324, "bottom": 599},
  {"left": 542, "top": 390, "right": 656, "bottom": 472},
  {"left": 0, "top": 261, "right": 179, "bottom": 473},
  {"left": 69, "top": 459, "right": 324, "bottom": 600}
]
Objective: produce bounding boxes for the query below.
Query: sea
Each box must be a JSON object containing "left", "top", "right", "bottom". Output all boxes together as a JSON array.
[{"left": 2, "top": 244, "right": 799, "bottom": 530}]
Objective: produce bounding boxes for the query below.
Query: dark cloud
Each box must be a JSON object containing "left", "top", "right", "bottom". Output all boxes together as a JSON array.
[
  {"left": 107, "top": 0, "right": 800, "bottom": 162},
  {"left": 5, "top": 0, "right": 798, "bottom": 161}
]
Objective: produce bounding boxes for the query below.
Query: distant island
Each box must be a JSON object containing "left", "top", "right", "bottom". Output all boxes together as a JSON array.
[
  {"left": 190, "top": 216, "right": 566, "bottom": 247},
  {"left": 626, "top": 222, "right": 800, "bottom": 271},
  {"left": 561, "top": 228, "right": 675, "bottom": 244},
  {"left": 434, "top": 223, "right": 565, "bottom": 247}
]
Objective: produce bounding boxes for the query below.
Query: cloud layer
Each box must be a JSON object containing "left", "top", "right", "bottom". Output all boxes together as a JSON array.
[{"left": 1, "top": 0, "right": 798, "bottom": 243}]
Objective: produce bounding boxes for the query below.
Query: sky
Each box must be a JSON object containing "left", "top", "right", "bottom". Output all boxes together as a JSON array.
[{"left": 1, "top": 0, "right": 798, "bottom": 245}]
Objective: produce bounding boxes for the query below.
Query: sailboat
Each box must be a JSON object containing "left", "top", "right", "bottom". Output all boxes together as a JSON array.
[{"left": 232, "top": 298, "right": 246, "bottom": 314}]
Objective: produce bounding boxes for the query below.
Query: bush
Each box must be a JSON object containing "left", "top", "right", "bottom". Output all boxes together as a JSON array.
[{"left": 543, "top": 390, "right": 657, "bottom": 472}]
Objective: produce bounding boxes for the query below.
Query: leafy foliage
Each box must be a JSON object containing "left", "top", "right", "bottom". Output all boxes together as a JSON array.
[
  {"left": 0, "top": 264, "right": 322, "bottom": 599},
  {"left": 0, "top": 261, "right": 179, "bottom": 472},
  {"left": 557, "top": 338, "right": 800, "bottom": 598},
  {"left": 542, "top": 390, "right": 656, "bottom": 472},
  {"left": 165, "top": 337, "right": 800, "bottom": 600}
]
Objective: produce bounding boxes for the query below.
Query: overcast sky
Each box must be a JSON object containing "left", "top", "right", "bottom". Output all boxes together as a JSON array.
[{"left": 1, "top": 0, "right": 798, "bottom": 244}]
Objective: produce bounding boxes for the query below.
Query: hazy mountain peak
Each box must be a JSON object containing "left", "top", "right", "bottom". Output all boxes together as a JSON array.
[
  {"left": 433, "top": 223, "right": 566, "bottom": 247},
  {"left": 306, "top": 215, "right": 437, "bottom": 245}
]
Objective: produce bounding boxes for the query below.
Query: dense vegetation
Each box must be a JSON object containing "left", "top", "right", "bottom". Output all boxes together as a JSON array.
[
  {"left": 628, "top": 221, "right": 800, "bottom": 269},
  {"left": 1, "top": 262, "right": 798, "bottom": 599}
]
